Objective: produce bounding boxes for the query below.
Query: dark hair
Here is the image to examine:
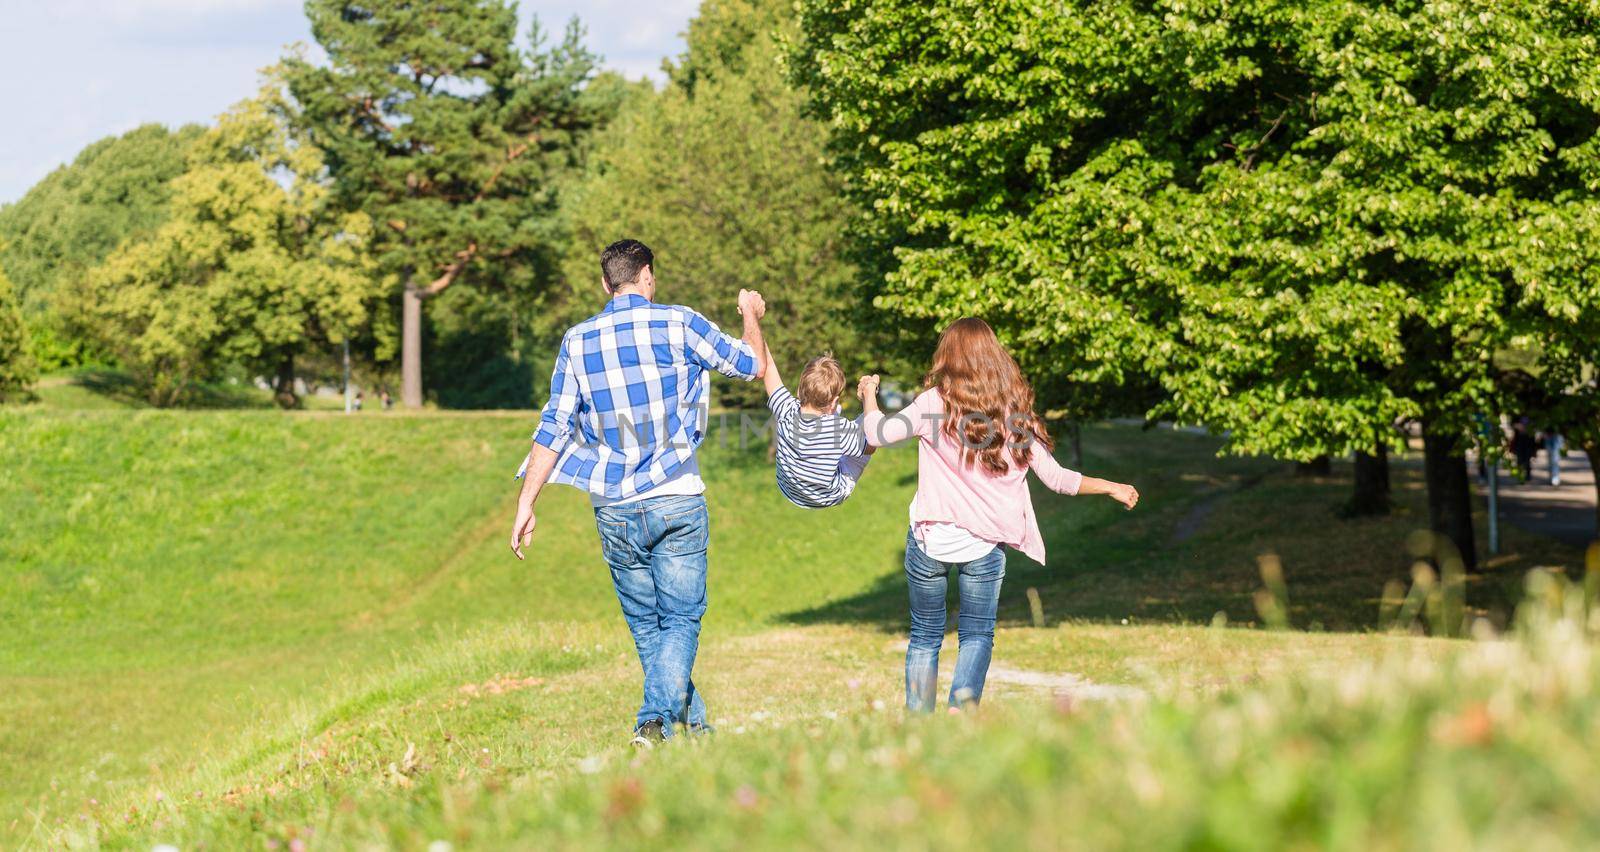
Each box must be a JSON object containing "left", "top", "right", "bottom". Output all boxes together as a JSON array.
[{"left": 600, "top": 239, "right": 654, "bottom": 290}]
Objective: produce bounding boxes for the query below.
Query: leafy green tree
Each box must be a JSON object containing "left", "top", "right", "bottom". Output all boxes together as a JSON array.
[
  {"left": 0, "top": 124, "right": 202, "bottom": 368},
  {"left": 0, "top": 265, "right": 36, "bottom": 402},
  {"left": 1164, "top": 1, "right": 1600, "bottom": 565},
  {"left": 87, "top": 77, "right": 386, "bottom": 407},
  {"left": 550, "top": 0, "right": 865, "bottom": 408},
  {"left": 793, "top": 0, "right": 1600, "bottom": 567},
  {"left": 287, "top": 3, "right": 606, "bottom": 408}
]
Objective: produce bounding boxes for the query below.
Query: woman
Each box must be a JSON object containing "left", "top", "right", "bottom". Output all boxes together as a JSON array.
[{"left": 860, "top": 318, "right": 1139, "bottom": 712}]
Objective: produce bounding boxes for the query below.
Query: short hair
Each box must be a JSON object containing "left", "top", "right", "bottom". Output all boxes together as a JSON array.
[
  {"left": 796, "top": 355, "right": 846, "bottom": 410},
  {"left": 600, "top": 239, "right": 654, "bottom": 290}
]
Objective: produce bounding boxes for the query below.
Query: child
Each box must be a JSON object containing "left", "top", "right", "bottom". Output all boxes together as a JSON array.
[{"left": 763, "top": 346, "right": 872, "bottom": 508}]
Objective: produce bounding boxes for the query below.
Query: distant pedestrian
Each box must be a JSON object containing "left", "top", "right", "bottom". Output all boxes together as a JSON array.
[
  {"left": 381, "top": 390, "right": 392, "bottom": 410},
  {"left": 1510, "top": 417, "right": 1537, "bottom": 482},
  {"left": 353, "top": 391, "right": 364, "bottom": 411},
  {"left": 1544, "top": 428, "right": 1564, "bottom": 486}
]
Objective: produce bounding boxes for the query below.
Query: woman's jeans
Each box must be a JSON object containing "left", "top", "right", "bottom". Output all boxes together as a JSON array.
[
  {"left": 595, "top": 494, "right": 710, "bottom": 738},
  {"left": 903, "top": 528, "right": 1006, "bottom": 712}
]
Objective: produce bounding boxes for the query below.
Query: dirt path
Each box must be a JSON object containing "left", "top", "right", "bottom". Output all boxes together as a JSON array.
[
  {"left": 984, "top": 665, "right": 1147, "bottom": 701},
  {"left": 1169, "top": 473, "right": 1266, "bottom": 545}
]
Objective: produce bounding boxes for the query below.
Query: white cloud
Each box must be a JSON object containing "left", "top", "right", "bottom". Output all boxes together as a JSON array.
[
  {"left": 47, "top": 0, "right": 299, "bottom": 19},
  {"left": 522, "top": 0, "right": 698, "bottom": 79}
]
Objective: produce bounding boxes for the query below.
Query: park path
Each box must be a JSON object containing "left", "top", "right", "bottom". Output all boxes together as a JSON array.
[
  {"left": 1478, "top": 448, "right": 1597, "bottom": 548},
  {"left": 984, "top": 665, "right": 1147, "bottom": 702}
]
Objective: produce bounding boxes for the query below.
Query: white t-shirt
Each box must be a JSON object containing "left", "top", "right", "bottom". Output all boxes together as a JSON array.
[
  {"left": 915, "top": 521, "right": 999, "bottom": 563},
  {"left": 589, "top": 455, "right": 705, "bottom": 508}
]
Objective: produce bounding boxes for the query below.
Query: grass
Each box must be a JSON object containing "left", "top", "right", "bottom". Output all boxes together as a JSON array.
[
  {"left": 100, "top": 598, "right": 1594, "bottom": 851},
  {"left": 1, "top": 405, "right": 1592, "bottom": 848}
]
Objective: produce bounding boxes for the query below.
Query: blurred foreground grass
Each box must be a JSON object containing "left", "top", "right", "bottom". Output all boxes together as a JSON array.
[{"left": 48, "top": 570, "right": 1600, "bottom": 850}]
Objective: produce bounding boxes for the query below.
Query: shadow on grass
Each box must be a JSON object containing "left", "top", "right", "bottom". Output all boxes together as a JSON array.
[
  {"left": 781, "top": 445, "right": 1566, "bottom": 635},
  {"left": 52, "top": 369, "right": 277, "bottom": 409},
  {"left": 776, "top": 546, "right": 1292, "bottom": 634}
]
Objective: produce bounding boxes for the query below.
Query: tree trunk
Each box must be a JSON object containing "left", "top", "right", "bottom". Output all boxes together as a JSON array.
[
  {"left": 1423, "top": 424, "right": 1478, "bottom": 570},
  {"left": 1295, "top": 454, "right": 1331, "bottom": 477},
  {"left": 1349, "top": 434, "right": 1391, "bottom": 516},
  {"left": 273, "top": 352, "right": 298, "bottom": 410},
  {"left": 402, "top": 279, "right": 423, "bottom": 409}
]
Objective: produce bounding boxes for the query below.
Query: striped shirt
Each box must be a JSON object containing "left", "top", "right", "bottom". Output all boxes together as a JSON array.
[{"left": 769, "top": 386, "right": 869, "bottom": 508}]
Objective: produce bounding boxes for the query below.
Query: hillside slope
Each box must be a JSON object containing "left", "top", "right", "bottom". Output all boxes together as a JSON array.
[{"left": 2, "top": 410, "right": 1586, "bottom": 847}]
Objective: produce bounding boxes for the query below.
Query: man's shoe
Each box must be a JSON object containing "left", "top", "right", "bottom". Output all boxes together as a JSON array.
[{"left": 630, "top": 719, "right": 666, "bottom": 749}]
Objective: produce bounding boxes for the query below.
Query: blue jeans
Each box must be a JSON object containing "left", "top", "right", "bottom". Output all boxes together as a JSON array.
[
  {"left": 903, "top": 528, "right": 1006, "bottom": 712},
  {"left": 595, "top": 494, "right": 711, "bottom": 737}
]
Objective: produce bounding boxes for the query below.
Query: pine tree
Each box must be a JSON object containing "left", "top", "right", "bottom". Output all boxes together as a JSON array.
[{"left": 287, "top": 2, "right": 603, "bottom": 407}]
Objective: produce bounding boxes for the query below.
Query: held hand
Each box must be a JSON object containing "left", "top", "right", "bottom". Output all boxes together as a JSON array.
[
  {"left": 737, "top": 288, "right": 767, "bottom": 320},
  {"left": 856, "top": 374, "right": 880, "bottom": 401},
  {"left": 1111, "top": 483, "right": 1140, "bottom": 510},
  {"left": 510, "top": 501, "right": 537, "bottom": 560}
]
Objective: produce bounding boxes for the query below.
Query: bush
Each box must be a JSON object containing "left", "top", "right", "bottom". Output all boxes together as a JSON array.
[{"left": 0, "top": 266, "right": 36, "bottom": 401}]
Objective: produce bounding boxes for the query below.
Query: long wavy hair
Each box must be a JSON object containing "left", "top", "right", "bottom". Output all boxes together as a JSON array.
[{"left": 925, "top": 317, "right": 1053, "bottom": 476}]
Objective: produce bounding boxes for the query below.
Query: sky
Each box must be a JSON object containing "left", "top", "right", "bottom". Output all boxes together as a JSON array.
[{"left": 0, "top": 0, "right": 698, "bottom": 204}]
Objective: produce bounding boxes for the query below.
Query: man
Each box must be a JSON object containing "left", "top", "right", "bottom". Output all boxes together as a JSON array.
[{"left": 509, "top": 239, "right": 767, "bottom": 747}]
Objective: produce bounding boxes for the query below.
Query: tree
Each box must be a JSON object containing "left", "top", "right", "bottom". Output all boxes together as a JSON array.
[
  {"left": 0, "top": 265, "right": 36, "bottom": 402},
  {"left": 86, "top": 76, "right": 386, "bottom": 407},
  {"left": 1166, "top": 1, "right": 1600, "bottom": 566},
  {"left": 793, "top": 0, "right": 1600, "bottom": 568},
  {"left": 287, "top": 2, "right": 606, "bottom": 408},
  {"left": 0, "top": 123, "right": 202, "bottom": 368},
  {"left": 549, "top": 0, "right": 866, "bottom": 408}
]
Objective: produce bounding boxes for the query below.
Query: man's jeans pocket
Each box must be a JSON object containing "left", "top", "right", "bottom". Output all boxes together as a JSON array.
[
  {"left": 658, "top": 501, "right": 709, "bottom": 556},
  {"left": 596, "top": 517, "right": 635, "bottom": 567}
]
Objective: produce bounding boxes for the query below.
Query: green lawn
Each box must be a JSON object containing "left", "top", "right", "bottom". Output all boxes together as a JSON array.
[{"left": 1, "top": 407, "right": 1591, "bottom": 848}]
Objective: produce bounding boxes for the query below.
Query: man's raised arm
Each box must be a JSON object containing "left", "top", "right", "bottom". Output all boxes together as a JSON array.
[
  {"left": 737, "top": 288, "right": 767, "bottom": 381},
  {"left": 684, "top": 290, "right": 768, "bottom": 381}
]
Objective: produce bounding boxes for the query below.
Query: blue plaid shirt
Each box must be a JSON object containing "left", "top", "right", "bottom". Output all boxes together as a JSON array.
[{"left": 519, "top": 293, "right": 759, "bottom": 500}]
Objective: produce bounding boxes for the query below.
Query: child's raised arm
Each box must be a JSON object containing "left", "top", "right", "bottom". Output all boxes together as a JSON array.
[{"left": 762, "top": 344, "right": 785, "bottom": 397}]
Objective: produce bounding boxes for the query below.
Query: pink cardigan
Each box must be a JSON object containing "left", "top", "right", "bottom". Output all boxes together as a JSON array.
[{"left": 863, "top": 388, "right": 1082, "bottom": 565}]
